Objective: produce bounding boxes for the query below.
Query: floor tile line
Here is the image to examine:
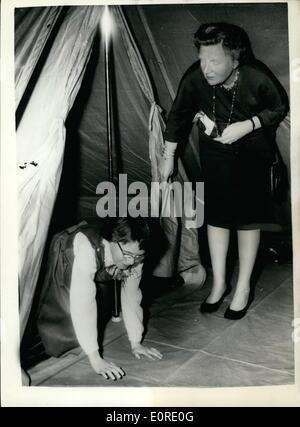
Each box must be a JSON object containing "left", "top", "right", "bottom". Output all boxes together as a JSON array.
[
  {"left": 199, "top": 275, "right": 293, "bottom": 351},
  {"left": 161, "top": 352, "right": 203, "bottom": 384},
  {"left": 205, "top": 272, "right": 292, "bottom": 319},
  {"left": 153, "top": 268, "right": 291, "bottom": 323},
  {"left": 146, "top": 338, "right": 294, "bottom": 377},
  {"left": 122, "top": 374, "right": 162, "bottom": 385},
  {"left": 243, "top": 275, "right": 293, "bottom": 315},
  {"left": 34, "top": 353, "right": 88, "bottom": 386},
  {"left": 144, "top": 338, "right": 207, "bottom": 352},
  {"left": 198, "top": 349, "right": 294, "bottom": 377},
  {"left": 33, "top": 331, "right": 129, "bottom": 386}
]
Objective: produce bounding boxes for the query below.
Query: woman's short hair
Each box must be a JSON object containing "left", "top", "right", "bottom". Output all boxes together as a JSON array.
[
  {"left": 194, "top": 22, "right": 254, "bottom": 64},
  {"left": 102, "top": 217, "right": 150, "bottom": 251}
]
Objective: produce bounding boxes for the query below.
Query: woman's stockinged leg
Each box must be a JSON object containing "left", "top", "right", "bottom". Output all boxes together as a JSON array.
[
  {"left": 206, "top": 225, "right": 230, "bottom": 303},
  {"left": 229, "top": 229, "right": 260, "bottom": 311}
]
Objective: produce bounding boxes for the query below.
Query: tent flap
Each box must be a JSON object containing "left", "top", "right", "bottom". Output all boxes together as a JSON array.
[
  {"left": 15, "top": 6, "right": 64, "bottom": 108},
  {"left": 17, "top": 6, "right": 103, "bottom": 339}
]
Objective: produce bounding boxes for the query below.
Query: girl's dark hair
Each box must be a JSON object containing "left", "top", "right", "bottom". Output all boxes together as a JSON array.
[
  {"left": 194, "top": 22, "right": 254, "bottom": 64},
  {"left": 101, "top": 217, "right": 151, "bottom": 251}
]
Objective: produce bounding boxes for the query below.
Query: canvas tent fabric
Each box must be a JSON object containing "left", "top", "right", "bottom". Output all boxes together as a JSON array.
[
  {"left": 16, "top": 5, "right": 205, "bottom": 340},
  {"left": 15, "top": 6, "right": 64, "bottom": 108},
  {"left": 17, "top": 6, "right": 103, "bottom": 338}
]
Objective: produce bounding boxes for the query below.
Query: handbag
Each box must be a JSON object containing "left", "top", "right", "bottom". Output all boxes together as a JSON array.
[{"left": 269, "top": 144, "right": 288, "bottom": 204}]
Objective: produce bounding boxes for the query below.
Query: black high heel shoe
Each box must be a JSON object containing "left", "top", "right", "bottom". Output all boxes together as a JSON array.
[
  {"left": 200, "top": 286, "right": 231, "bottom": 314},
  {"left": 224, "top": 291, "right": 255, "bottom": 320}
]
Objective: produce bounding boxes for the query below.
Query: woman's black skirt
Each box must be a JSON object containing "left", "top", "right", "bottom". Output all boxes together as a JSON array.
[{"left": 199, "top": 134, "right": 275, "bottom": 229}]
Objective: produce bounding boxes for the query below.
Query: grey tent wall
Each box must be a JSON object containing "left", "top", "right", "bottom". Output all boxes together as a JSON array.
[{"left": 15, "top": 7, "right": 64, "bottom": 109}]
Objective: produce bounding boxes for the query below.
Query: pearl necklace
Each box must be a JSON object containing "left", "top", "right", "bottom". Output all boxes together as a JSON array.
[
  {"left": 212, "top": 69, "right": 239, "bottom": 137},
  {"left": 221, "top": 68, "right": 240, "bottom": 91}
]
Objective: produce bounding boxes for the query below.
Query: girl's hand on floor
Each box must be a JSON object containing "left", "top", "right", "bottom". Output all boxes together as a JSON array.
[
  {"left": 131, "top": 344, "right": 163, "bottom": 360},
  {"left": 88, "top": 351, "right": 125, "bottom": 380}
]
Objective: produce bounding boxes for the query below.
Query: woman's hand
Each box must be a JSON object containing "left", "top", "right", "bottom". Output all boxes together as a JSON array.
[
  {"left": 131, "top": 343, "right": 163, "bottom": 360},
  {"left": 88, "top": 351, "right": 125, "bottom": 380},
  {"left": 158, "top": 141, "right": 178, "bottom": 182},
  {"left": 158, "top": 156, "right": 174, "bottom": 182},
  {"left": 214, "top": 120, "right": 252, "bottom": 144}
]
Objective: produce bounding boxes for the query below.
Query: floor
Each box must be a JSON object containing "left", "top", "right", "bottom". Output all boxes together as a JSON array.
[{"left": 27, "top": 263, "right": 294, "bottom": 388}]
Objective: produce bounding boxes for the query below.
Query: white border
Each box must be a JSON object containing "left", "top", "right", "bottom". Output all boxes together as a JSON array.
[{"left": 1, "top": 0, "right": 300, "bottom": 407}]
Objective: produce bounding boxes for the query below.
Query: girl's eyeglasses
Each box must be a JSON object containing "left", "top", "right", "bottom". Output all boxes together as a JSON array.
[{"left": 116, "top": 242, "right": 145, "bottom": 263}]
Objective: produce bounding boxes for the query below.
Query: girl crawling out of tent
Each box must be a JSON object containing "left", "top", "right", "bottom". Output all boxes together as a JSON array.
[
  {"left": 37, "top": 217, "right": 162, "bottom": 380},
  {"left": 159, "top": 22, "right": 289, "bottom": 320}
]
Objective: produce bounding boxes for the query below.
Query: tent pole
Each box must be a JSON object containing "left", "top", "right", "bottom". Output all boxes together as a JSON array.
[
  {"left": 103, "top": 6, "right": 121, "bottom": 322},
  {"left": 104, "top": 6, "right": 113, "bottom": 183}
]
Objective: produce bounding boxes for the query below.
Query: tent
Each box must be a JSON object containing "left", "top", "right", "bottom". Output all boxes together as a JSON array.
[{"left": 15, "top": 3, "right": 290, "bottom": 356}]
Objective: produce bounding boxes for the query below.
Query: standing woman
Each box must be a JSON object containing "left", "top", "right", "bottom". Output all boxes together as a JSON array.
[{"left": 159, "top": 23, "right": 289, "bottom": 319}]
